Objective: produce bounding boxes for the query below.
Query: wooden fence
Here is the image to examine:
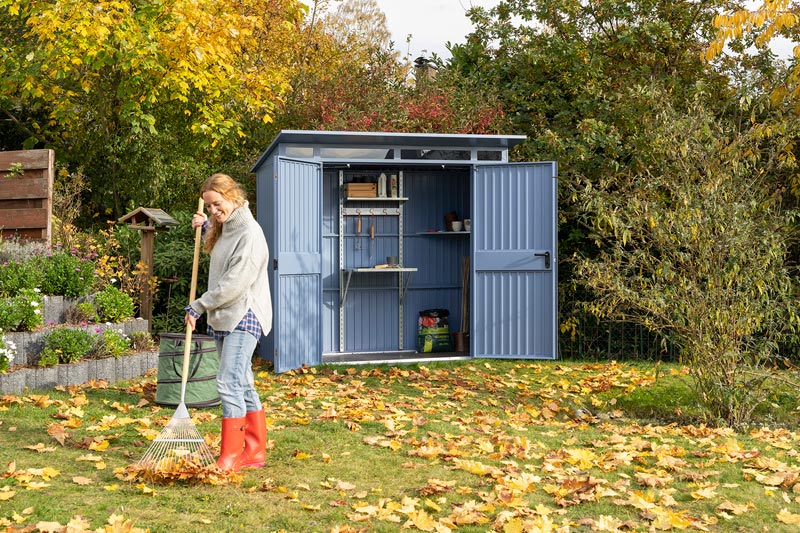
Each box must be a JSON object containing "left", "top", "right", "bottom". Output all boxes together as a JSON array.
[{"left": 0, "top": 149, "right": 54, "bottom": 243}]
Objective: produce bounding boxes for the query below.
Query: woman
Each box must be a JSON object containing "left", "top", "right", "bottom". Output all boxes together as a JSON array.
[{"left": 185, "top": 173, "right": 272, "bottom": 472}]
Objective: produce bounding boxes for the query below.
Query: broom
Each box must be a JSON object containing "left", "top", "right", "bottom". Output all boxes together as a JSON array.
[{"left": 137, "top": 198, "right": 216, "bottom": 473}]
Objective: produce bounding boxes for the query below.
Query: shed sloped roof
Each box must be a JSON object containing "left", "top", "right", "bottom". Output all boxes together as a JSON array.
[{"left": 251, "top": 130, "right": 527, "bottom": 171}]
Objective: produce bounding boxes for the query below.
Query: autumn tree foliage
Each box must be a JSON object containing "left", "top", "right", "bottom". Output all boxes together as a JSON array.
[
  {"left": 0, "top": 0, "right": 306, "bottom": 218},
  {"left": 273, "top": 0, "right": 507, "bottom": 134},
  {"left": 709, "top": 0, "right": 800, "bottom": 105}
]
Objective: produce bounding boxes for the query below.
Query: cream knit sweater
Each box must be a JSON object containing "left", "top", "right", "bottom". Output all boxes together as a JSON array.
[{"left": 190, "top": 202, "right": 272, "bottom": 336}]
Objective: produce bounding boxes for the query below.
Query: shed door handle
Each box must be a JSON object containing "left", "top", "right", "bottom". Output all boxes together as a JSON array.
[{"left": 534, "top": 251, "right": 551, "bottom": 269}]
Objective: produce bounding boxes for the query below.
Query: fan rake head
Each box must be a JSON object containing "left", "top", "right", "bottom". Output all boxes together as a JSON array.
[{"left": 136, "top": 403, "right": 216, "bottom": 474}]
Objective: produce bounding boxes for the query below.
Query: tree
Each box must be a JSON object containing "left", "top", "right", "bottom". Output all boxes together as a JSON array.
[
  {"left": 272, "top": 1, "right": 507, "bottom": 134},
  {"left": 708, "top": 0, "right": 800, "bottom": 105},
  {"left": 325, "top": 0, "right": 392, "bottom": 51},
  {"left": 0, "top": 0, "right": 307, "bottom": 218},
  {"left": 445, "top": 0, "right": 792, "bottom": 356},
  {"left": 576, "top": 95, "right": 799, "bottom": 427}
]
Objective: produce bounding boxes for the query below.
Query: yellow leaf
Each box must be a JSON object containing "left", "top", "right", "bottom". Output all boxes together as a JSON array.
[
  {"left": 503, "top": 518, "right": 524, "bottom": 533},
  {"left": 24, "top": 443, "right": 57, "bottom": 453},
  {"left": 423, "top": 498, "right": 440, "bottom": 512},
  {"left": 717, "top": 501, "right": 751, "bottom": 516},
  {"left": 691, "top": 485, "right": 718, "bottom": 500},
  {"left": 0, "top": 489, "right": 16, "bottom": 501},
  {"left": 136, "top": 483, "right": 156, "bottom": 495},
  {"left": 405, "top": 509, "right": 438, "bottom": 532},
  {"left": 89, "top": 439, "right": 109, "bottom": 451},
  {"left": 34, "top": 521, "right": 63, "bottom": 533},
  {"left": 651, "top": 508, "right": 694, "bottom": 530},
  {"left": 337, "top": 480, "right": 356, "bottom": 491},
  {"left": 778, "top": 508, "right": 800, "bottom": 525},
  {"left": 103, "top": 484, "right": 119, "bottom": 491}
]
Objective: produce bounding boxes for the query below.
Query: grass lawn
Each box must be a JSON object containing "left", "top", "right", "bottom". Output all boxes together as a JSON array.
[{"left": 1, "top": 358, "right": 799, "bottom": 532}]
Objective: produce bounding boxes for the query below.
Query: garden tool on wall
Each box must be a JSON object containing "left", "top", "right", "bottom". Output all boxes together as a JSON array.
[
  {"left": 355, "top": 214, "right": 362, "bottom": 251},
  {"left": 369, "top": 214, "right": 375, "bottom": 258},
  {"left": 136, "top": 198, "right": 216, "bottom": 475}
]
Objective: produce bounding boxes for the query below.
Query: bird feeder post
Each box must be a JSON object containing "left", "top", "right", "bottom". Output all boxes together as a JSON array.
[
  {"left": 139, "top": 228, "right": 156, "bottom": 325},
  {"left": 118, "top": 207, "right": 179, "bottom": 331}
]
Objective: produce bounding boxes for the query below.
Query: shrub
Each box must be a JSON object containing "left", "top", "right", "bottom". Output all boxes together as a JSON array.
[
  {"left": 130, "top": 331, "right": 157, "bottom": 352},
  {"left": 0, "top": 330, "right": 16, "bottom": 372},
  {"left": 65, "top": 301, "right": 97, "bottom": 325},
  {"left": 0, "top": 236, "right": 49, "bottom": 264},
  {"left": 94, "top": 285, "right": 134, "bottom": 323},
  {"left": 39, "top": 250, "right": 96, "bottom": 297},
  {"left": 18, "top": 288, "right": 44, "bottom": 331},
  {"left": 576, "top": 100, "right": 799, "bottom": 427},
  {"left": 0, "top": 288, "right": 43, "bottom": 332},
  {"left": 89, "top": 329, "right": 130, "bottom": 359},
  {"left": 39, "top": 328, "right": 94, "bottom": 366},
  {"left": 0, "top": 258, "right": 44, "bottom": 297},
  {"left": 0, "top": 298, "right": 25, "bottom": 331}
]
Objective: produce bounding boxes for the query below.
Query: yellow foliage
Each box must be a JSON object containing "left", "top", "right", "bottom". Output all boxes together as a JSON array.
[
  {"left": 1, "top": 0, "right": 307, "bottom": 145},
  {"left": 707, "top": 1, "right": 800, "bottom": 105}
]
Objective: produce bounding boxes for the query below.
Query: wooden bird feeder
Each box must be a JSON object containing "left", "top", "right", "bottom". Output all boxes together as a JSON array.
[{"left": 118, "top": 207, "right": 179, "bottom": 330}]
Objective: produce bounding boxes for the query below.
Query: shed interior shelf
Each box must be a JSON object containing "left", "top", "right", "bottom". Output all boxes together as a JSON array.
[
  {"left": 416, "top": 231, "right": 470, "bottom": 235},
  {"left": 340, "top": 267, "right": 418, "bottom": 306},
  {"left": 346, "top": 197, "right": 408, "bottom": 202}
]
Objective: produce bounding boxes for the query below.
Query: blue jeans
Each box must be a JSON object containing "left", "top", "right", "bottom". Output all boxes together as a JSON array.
[{"left": 215, "top": 330, "right": 262, "bottom": 418}]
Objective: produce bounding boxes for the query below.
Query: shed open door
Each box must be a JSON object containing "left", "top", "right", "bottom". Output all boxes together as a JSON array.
[
  {"left": 273, "top": 158, "right": 323, "bottom": 372},
  {"left": 472, "top": 162, "right": 558, "bottom": 359}
]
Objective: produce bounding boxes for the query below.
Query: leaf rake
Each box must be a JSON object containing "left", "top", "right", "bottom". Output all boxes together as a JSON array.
[{"left": 136, "top": 198, "right": 216, "bottom": 475}]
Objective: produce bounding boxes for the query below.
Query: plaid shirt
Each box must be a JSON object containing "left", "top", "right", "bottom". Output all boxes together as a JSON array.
[{"left": 185, "top": 306, "right": 262, "bottom": 341}]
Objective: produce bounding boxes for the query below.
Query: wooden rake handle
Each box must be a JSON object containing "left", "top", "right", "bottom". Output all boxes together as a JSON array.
[{"left": 180, "top": 198, "right": 204, "bottom": 402}]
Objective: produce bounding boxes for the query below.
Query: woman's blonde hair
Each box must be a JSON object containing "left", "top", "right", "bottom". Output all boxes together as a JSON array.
[{"left": 200, "top": 173, "right": 247, "bottom": 253}]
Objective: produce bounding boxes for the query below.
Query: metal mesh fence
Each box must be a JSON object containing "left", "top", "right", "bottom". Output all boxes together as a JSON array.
[
  {"left": 558, "top": 312, "right": 678, "bottom": 362},
  {"left": 558, "top": 285, "right": 679, "bottom": 362}
]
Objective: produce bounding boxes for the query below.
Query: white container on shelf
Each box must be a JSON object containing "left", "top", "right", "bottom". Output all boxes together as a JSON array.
[{"left": 377, "top": 173, "right": 387, "bottom": 197}]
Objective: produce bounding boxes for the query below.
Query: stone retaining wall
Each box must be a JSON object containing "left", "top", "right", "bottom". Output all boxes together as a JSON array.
[
  {"left": 0, "top": 294, "right": 158, "bottom": 394},
  {"left": 0, "top": 350, "right": 159, "bottom": 394}
]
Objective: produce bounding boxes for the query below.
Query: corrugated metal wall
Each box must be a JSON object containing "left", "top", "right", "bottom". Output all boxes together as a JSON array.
[
  {"left": 472, "top": 163, "right": 557, "bottom": 359},
  {"left": 273, "top": 159, "right": 322, "bottom": 372}
]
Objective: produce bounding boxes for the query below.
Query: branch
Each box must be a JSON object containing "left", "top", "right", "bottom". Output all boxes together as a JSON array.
[{"left": 0, "top": 107, "right": 46, "bottom": 146}]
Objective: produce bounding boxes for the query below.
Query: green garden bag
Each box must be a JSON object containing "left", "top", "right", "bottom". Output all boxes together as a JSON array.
[{"left": 155, "top": 332, "right": 220, "bottom": 408}]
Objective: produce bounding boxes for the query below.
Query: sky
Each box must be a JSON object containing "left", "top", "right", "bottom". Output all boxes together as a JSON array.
[
  {"left": 373, "top": 0, "right": 795, "bottom": 61},
  {"left": 374, "top": 0, "right": 500, "bottom": 60}
]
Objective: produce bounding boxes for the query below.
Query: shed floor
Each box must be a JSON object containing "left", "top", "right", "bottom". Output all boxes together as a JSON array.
[{"left": 322, "top": 351, "right": 470, "bottom": 365}]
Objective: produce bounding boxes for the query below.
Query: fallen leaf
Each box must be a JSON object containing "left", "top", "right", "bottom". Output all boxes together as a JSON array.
[
  {"left": 24, "top": 443, "right": 57, "bottom": 453},
  {"left": 72, "top": 476, "right": 93, "bottom": 486},
  {"left": 777, "top": 508, "right": 800, "bottom": 525},
  {"left": 34, "top": 521, "right": 62, "bottom": 533},
  {"left": 48, "top": 423, "right": 67, "bottom": 445}
]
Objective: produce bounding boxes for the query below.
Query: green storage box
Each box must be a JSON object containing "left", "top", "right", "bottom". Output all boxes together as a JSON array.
[{"left": 156, "top": 333, "right": 220, "bottom": 408}]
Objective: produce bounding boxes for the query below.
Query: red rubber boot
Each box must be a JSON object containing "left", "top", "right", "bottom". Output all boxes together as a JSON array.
[
  {"left": 241, "top": 409, "right": 267, "bottom": 468},
  {"left": 216, "top": 417, "right": 246, "bottom": 472}
]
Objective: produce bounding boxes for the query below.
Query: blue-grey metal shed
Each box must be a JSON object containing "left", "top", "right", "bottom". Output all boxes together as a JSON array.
[{"left": 251, "top": 130, "right": 558, "bottom": 372}]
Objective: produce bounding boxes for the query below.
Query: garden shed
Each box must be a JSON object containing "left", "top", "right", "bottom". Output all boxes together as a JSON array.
[{"left": 251, "top": 130, "right": 558, "bottom": 372}]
